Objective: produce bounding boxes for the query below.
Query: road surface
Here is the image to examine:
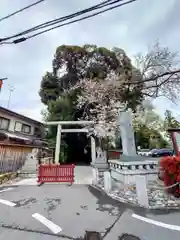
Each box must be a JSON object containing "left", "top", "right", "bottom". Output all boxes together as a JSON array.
[{"left": 0, "top": 183, "right": 180, "bottom": 239}]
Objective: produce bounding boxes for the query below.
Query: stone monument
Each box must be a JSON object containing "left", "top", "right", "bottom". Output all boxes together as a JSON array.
[
  {"left": 109, "top": 109, "right": 158, "bottom": 184},
  {"left": 119, "top": 109, "right": 145, "bottom": 162}
]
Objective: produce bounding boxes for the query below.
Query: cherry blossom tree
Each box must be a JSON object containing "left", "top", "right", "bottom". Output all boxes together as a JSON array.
[{"left": 66, "top": 76, "right": 129, "bottom": 139}]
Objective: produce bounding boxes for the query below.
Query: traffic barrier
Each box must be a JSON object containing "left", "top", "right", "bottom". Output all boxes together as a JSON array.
[{"left": 37, "top": 164, "right": 75, "bottom": 184}]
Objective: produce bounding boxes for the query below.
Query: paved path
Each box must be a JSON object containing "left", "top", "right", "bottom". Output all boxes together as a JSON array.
[
  {"left": 0, "top": 184, "right": 180, "bottom": 239},
  {"left": 74, "top": 166, "right": 93, "bottom": 184}
]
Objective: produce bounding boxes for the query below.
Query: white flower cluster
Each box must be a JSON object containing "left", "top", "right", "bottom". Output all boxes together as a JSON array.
[{"left": 67, "top": 76, "right": 127, "bottom": 138}]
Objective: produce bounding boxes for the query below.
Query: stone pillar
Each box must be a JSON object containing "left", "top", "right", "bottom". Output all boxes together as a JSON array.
[
  {"left": 119, "top": 110, "right": 136, "bottom": 156},
  {"left": 135, "top": 175, "right": 149, "bottom": 207},
  {"left": 55, "top": 124, "right": 62, "bottom": 164},
  {"left": 92, "top": 167, "right": 99, "bottom": 185},
  {"left": 91, "top": 136, "right": 96, "bottom": 165},
  {"left": 119, "top": 110, "right": 145, "bottom": 162},
  {"left": 104, "top": 171, "right": 112, "bottom": 192}
]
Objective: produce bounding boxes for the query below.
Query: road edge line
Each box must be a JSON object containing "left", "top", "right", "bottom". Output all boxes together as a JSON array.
[
  {"left": 0, "top": 199, "right": 16, "bottom": 207},
  {"left": 32, "top": 213, "right": 62, "bottom": 234},
  {"left": 132, "top": 214, "right": 180, "bottom": 231},
  {"left": 0, "top": 188, "right": 13, "bottom": 193}
]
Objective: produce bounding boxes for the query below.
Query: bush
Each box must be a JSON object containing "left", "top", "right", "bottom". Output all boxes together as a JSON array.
[
  {"left": 160, "top": 156, "right": 180, "bottom": 197},
  {"left": 0, "top": 172, "right": 17, "bottom": 184}
]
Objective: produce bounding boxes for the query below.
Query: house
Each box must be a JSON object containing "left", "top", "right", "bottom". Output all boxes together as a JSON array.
[{"left": 0, "top": 106, "right": 46, "bottom": 146}]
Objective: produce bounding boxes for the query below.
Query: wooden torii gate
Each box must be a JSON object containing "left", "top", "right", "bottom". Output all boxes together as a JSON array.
[{"left": 46, "top": 121, "right": 96, "bottom": 164}]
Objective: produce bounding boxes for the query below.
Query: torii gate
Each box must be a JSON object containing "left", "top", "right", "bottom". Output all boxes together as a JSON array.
[{"left": 46, "top": 121, "right": 96, "bottom": 164}]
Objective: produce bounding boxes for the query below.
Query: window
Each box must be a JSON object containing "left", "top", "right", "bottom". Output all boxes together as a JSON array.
[
  {"left": 0, "top": 117, "right": 10, "bottom": 130},
  {"left": 22, "top": 124, "right": 31, "bottom": 134},
  {"left": 15, "top": 122, "right": 22, "bottom": 132},
  {"left": 15, "top": 122, "right": 31, "bottom": 134},
  {"left": 34, "top": 127, "right": 41, "bottom": 137}
]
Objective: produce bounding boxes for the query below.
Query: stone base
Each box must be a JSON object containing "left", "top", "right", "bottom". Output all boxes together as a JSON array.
[
  {"left": 17, "top": 171, "right": 37, "bottom": 178},
  {"left": 109, "top": 159, "right": 158, "bottom": 185},
  {"left": 91, "top": 162, "right": 109, "bottom": 172},
  {"left": 119, "top": 154, "right": 152, "bottom": 162}
]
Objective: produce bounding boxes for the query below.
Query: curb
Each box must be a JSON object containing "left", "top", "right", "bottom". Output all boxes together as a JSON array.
[{"left": 91, "top": 184, "right": 180, "bottom": 211}]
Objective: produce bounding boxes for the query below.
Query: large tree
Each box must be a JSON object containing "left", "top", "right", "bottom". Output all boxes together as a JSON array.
[
  {"left": 40, "top": 45, "right": 120, "bottom": 104},
  {"left": 39, "top": 42, "right": 180, "bottom": 154},
  {"left": 40, "top": 45, "right": 144, "bottom": 122}
]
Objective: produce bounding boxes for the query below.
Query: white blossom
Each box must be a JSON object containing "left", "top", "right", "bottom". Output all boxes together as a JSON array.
[{"left": 66, "top": 75, "right": 127, "bottom": 138}]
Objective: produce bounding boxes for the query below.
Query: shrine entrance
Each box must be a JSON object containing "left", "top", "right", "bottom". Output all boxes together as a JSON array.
[
  {"left": 46, "top": 121, "right": 96, "bottom": 165},
  {"left": 64, "top": 132, "right": 91, "bottom": 165}
]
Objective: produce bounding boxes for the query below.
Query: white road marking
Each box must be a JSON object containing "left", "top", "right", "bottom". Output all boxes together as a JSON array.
[
  {"left": 0, "top": 188, "right": 13, "bottom": 193},
  {"left": 0, "top": 199, "right": 16, "bottom": 207},
  {"left": 32, "top": 213, "right": 62, "bottom": 234},
  {"left": 132, "top": 214, "right": 180, "bottom": 231}
]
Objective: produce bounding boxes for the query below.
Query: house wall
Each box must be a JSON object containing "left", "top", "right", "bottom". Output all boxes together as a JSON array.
[
  {"left": 0, "top": 111, "right": 40, "bottom": 137},
  {"left": 0, "top": 143, "right": 34, "bottom": 173}
]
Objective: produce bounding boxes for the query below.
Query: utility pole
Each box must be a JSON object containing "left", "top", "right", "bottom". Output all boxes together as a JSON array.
[{"left": 7, "top": 85, "right": 15, "bottom": 109}]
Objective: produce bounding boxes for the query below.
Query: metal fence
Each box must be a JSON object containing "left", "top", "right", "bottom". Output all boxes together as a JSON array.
[{"left": 0, "top": 145, "right": 29, "bottom": 174}]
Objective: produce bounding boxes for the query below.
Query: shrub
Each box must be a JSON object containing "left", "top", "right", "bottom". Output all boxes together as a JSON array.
[
  {"left": 160, "top": 156, "right": 180, "bottom": 197},
  {"left": 0, "top": 172, "right": 17, "bottom": 184}
]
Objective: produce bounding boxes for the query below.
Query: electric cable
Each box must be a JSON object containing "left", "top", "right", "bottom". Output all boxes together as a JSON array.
[
  {"left": 0, "top": 0, "right": 45, "bottom": 23},
  {"left": 0, "top": 0, "right": 136, "bottom": 45},
  {"left": 0, "top": 0, "right": 122, "bottom": 42},
  {"left": 28, "top": 0, "right": 136, "bottom": 40}
]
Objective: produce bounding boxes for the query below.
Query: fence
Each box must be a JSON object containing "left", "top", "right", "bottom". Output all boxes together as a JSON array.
[
  {"left": 0, "top": 143, "right": 33, "bottom": 174},
  {"left": 37, "top": 164, "right": 75, "bottom": 184}
]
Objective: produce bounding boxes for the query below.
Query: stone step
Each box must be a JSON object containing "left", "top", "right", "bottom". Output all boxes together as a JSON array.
[
  {"left": 21, "top": 168, "right": 36, "bottom": 172},
  {"left": 18, "top": 172, "right": 37, "bottom": 178}
]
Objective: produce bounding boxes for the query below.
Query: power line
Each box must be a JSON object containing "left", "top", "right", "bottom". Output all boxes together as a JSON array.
[
  {"left": 28, "top": 0, "right": 136, "bottom": 40},
  {"left": 0, "top": 0, "right": 45, "bottom": 23},
  {"left": 0, "top": 0, "right": 121, "bottom": 42},
  {"left": 0, "top": 0, "right": 136, "bottom": 45}
]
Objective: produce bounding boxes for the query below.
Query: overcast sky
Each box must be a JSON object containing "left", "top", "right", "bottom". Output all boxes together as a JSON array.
[{"left": 0, "top": 0, "right": 180, "bottom": 121}]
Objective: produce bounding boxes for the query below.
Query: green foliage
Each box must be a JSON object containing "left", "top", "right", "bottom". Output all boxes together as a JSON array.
[
  {"left": 40, "top": 44, "right": 145, "bottom": 115},
  {"left": 52, "top": 44, "right": 119, "bottom": 90},
  {"left": 59, "top": 143, "right": 68, "bottom": 163},
  {"left": 48, "top": 97, "right": 74, "bottom": 121},
  {"left": 39, "top": 72, "right": 60, "bottom": 104},
  {"left": 164, "top": 110, "right": 180, "bottom": 129},
  {"left": 135, "top": 123, "right": 168, "bottom": 149},
  {"left": 163, "top": 110, "right": 180, "bottom": 140}
]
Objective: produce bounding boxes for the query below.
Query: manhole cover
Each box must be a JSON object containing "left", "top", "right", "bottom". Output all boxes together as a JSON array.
[
  {"left": 84, "top": 231, "right": 102, "bottom": 240},
  {"left": 119, "top": 234, "right": 141, "bottom": 240}
]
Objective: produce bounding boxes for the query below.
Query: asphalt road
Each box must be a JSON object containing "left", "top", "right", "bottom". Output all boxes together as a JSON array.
[{"left": 0, "top": 184, "right": 180, "bottom": 239}]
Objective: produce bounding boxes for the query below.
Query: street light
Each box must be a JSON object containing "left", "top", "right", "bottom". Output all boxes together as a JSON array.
[{"left": 7, "top": 84, "right": 15, "bottom": 109}]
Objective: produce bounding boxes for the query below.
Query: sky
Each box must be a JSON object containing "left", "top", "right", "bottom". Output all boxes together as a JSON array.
[{"left": 0, "top": 0, "right": 180, "bottom": 121}]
